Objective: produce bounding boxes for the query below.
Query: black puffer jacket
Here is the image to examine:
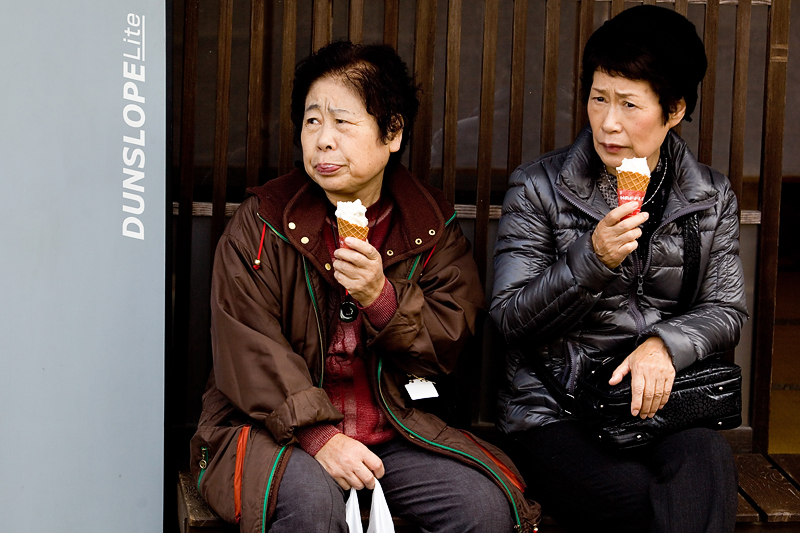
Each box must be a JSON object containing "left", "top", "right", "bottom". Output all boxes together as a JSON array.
[{"left": 491, "top": 126, "right": 748, "bottom": 433}]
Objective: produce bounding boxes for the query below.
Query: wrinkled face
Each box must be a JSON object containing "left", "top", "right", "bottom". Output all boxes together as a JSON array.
[
  {"left": 588, "top": 70, "right": 685, "bottom": 175},
  {"left": 301, "top": 75, "right": 402, "bottom": 207}
]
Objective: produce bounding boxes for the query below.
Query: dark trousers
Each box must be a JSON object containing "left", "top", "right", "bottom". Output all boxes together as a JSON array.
[
  {"left": 510, "top": 420, "right": 737, "bottom": 533},
  {"left": 269, "top": 437, "right": 515, "bottom": 533}
]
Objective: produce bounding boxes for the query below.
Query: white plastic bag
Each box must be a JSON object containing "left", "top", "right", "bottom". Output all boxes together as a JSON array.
[
  {"left": 344, "top": 480, "right": 395, "bottom": 533},
  {"left": 345, "top": 487, "right": 364, "bottom": 533},
  {"left": 366, "top": 479, "right": 395, "bottom": 533}
]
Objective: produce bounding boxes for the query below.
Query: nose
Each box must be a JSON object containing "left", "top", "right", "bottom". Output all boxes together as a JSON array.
[
  {"left": 316, "top": 121, "right": 336, "bottom": 151},
  {"left": 601, "top": 105, "right": 622, "bottom": 134}
]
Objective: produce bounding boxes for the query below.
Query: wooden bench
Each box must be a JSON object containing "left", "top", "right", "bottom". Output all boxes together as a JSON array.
[
  {"left": 178, "top": 455, "right": 800, "bottom": 532},
  {"left": 177, "top": 471, "right": 419, "bottom": 533}
]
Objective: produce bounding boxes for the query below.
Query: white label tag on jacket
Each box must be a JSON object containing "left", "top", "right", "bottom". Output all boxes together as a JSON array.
[{"left": 405, "top": 378, "right": 438, "bottom": 400}]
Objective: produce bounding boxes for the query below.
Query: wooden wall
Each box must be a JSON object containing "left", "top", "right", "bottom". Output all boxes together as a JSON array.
[{"left": 166, "top": 1, "right": 792, "bottom": 484}]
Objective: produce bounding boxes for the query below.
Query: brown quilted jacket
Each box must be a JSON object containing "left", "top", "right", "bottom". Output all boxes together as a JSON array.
[{"left": 190, "top": 165, "right": 541, "bottom": 532}]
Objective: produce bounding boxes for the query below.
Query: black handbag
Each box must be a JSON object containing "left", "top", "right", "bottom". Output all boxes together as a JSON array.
[
  {"left": 576, "top": 356, "right": 742, "bottom": 449},
  {"left": 533, "top": 354, "right": 742, "bottom": 450}
]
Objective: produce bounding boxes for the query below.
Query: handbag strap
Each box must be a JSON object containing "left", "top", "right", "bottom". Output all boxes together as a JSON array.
[
  {"left": 678, "top": 212, "right": 701, "bottom": 313},
  {"left": 528, "top": 355, "right": 581, "bottom": 417}
]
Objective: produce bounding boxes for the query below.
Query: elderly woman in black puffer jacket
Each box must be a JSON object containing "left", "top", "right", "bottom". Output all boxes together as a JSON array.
[{"left": 491, "top": 6, "right": 748, "bottom": 533}]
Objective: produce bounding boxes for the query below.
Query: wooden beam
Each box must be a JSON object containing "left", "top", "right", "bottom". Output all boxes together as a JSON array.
[
  {"left": 442, "top": 0, "right": 463, "bottom": 205},
  {"left": 349, "top": 0, "right": 364, "bottom": 43},
  {"left": 572, "top": 0, "right": 594, "bottom": 139},
  {"left": 245, "top": 0, "right": 265, "bottom": 188},
  {"left": 175, "top": 203, "right": 761, "bottom": 226},
  {"left": 507, "top": 0, "right": 528, "bottom": 177},
  {"left": 698, "top": 0, "right": 719, "bottom": 165},
  {"left": 211, "top": 0, "right": 234, "bottom": 247},
  {"left": 475, "top": 0, "right": 499, "bottom": 284},
  {"left": 279, "top": 0, "right": 297, "bottom": 176},
  {"left": 410, "top": 0, "right": 438, "bottom": 183},
  {"left": 541, "top": 0, "right": 560, "bottom": 155},
  {"left": 384, "top": 0, "right": 399, "bottom": 50},
  {"left": 752, "top": 0, "right": 790, "bottom": 454},
  {"left": 728, "top": 0, "right": 752, "bottom": 208},
  {"left": 312, "top": 0, "right": 332, "bottom": 51},
  {"left": 174, "top": 0, "right": 200, "bottom": 433}
]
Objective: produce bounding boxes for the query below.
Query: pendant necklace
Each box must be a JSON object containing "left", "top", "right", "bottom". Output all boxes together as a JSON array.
[
  {"left": 339, "top": 299, "right": 358, "bottom": 322},
  {"left": 332, "top": 219, "right": 359, "bottom": 323},
  {"left": 640, "top": 158, "right": 668, "bottom": 208}
]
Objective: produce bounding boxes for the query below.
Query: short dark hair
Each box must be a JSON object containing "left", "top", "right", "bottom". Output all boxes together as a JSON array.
[
  {"left": 291, "top": 40, "right": 420, "bottom": 165},
  {"left": 581, "top": 5, "right": 707, "bottom": 123}
]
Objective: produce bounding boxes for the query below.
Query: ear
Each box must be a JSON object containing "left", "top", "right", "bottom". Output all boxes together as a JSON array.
[
  {"left": 388, "top": 129, "right": 403, "bottom": 153},
  {"left": 667, "top": 98, "right": 687, "bottom": 129},
  {"left": 387, "top": 115, "right": 404, "bottom": 153}
]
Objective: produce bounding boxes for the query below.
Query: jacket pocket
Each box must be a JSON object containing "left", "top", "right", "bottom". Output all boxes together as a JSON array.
[{"left": 189, "top": 424, "right": 240, "bottom": 524}]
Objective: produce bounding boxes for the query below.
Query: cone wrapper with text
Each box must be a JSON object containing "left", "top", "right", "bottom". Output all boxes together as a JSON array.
[
  {"left": 616, "top": 157, "right": 651, "bottom": 219},
  {"left": 335, "top": 199, "right": 369, "bottom": 248}
]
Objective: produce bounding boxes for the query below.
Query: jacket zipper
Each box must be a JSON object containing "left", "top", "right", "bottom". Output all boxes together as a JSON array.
[
  {"left": 630, "top": 199, "right": 716, "bottom": 336},
  {"left": 629, "top": 252, "right": 647, "bottom": 336},
  {"left": 260, "top": 445, "right": 288, "bottom": 533},
  {"left": 376, "top": 358, "right": 524, "bottom": 530},
  {"left": 197, "top": 446, "right": 209, "bottom": 492},
  {"left": 554, "top": 183, "right": 605, "bottom": 222},
  {"left": 302, "top": 257, "right": 325, "bottom": 387}
]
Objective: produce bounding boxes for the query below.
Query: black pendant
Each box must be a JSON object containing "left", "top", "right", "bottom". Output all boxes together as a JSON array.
[{"left": 339, "top": 301, "right": 359, "bottom": 323}]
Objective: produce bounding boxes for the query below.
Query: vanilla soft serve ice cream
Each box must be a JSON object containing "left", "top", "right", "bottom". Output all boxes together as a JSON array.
[
  {"left": 616, "top": 157, "right": 651, "bottom": 177},
  {"left": 335, "top": 199, "right": 369, "bottom": 227},
  {"left": 335, "top": 200, "right": 369, "bottom": 246}
]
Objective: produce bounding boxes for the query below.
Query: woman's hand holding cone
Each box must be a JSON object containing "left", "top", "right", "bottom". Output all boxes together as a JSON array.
[
  {"left": 333, "top": 237, "right": 386, "bottom": 307},
  {"left": 592, "top": 202, "right": 649, "bottom": 269}
]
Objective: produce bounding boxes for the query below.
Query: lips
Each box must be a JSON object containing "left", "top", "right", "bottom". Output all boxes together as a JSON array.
[
  {"left": 315, "top": 163, "right": 342, "bottom": 175},
  {"left": 600, "top": 143, "right": 624, "bottom": 154}
]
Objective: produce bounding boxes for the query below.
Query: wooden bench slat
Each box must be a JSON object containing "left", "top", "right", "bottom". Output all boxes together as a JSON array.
[
  {"left": 735, "top": 454, "right": 800, "bottom": 522},
  {"left": 178, "top": 472, "right": 232, "bottom": 531},
  {"left": 737, "top": 492, "right": 761, "bottom": 523},
  {"left": 771, "top": 455, "right": 800, "bottom": 487}
]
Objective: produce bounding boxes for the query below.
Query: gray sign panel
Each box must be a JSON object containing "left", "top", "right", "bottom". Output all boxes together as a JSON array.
[{"left": 0, "top": 2, "right": 165, "bottom": 531}]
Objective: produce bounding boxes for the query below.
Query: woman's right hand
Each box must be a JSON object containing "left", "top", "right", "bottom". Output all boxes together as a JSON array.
[
  {"left": 313, "top": 433, "right": 385, "bottom": 490},
  {"left": 591, "top": 202, "right": 649, "bottom": 268}
]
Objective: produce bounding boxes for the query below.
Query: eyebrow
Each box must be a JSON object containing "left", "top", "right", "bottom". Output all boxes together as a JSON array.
[
  {"left": 591, "top": 86, "right": 640, "bottom": 100},
  {"left": 304, "top": 103, "right": 355, "bottom": 116}
]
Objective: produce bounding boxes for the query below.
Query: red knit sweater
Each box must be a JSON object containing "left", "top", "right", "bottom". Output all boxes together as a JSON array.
[{"left": 295, "top": 198, "right": 399, "bottom": 455}]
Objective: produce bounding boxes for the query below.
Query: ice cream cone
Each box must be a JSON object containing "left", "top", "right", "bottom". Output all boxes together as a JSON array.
[
  {"left": 616, "top": 158, "right": 651, "bottom": 218},
  {"left": 617, "top": 170, "right": 651, "bottom": 193},
  {"left": 337, "top": 217, "right": 369, "bottom": 247}
]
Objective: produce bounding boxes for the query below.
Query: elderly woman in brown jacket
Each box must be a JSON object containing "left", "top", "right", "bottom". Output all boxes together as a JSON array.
[{"left": 190, "top": 41, "right": 540, "bottom": 533}]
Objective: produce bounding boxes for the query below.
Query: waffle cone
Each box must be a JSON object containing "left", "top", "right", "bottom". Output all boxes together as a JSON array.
[
  {"left": 617, "top": 170, "right": 650, "bottom": 192},
  {"left": 337, "top": 218, "right": 369, "bottom": 242}
]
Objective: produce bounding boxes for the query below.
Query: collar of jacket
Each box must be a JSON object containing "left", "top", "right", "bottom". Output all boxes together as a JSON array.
[
  {"left": 557, "top": 125, "right": 719, "bottom": 221},
  {"left": 247, "top": 164, "right": 455, "bottom": 285}
]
